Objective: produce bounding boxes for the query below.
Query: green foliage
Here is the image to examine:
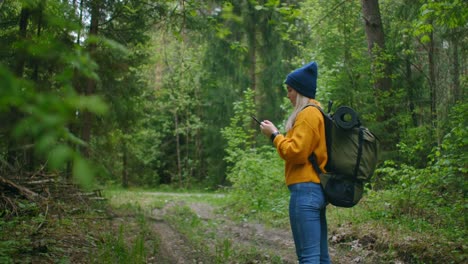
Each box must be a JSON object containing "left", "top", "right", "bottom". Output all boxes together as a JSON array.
[
  {"left": 430, "top": 102, "right": 468, "bottom": 194},
  {"left": 327, "top": 190, "right": 466, "bottom": 263},
  {"left": 0, "top": 0, "right": 113, "bottom": 187},
  {"left": 221, "top": 88, "right": 257, "bottom": 168},
  {"left": 225, "top": 146, "right": 288, "bottom": 226},
  {"left": 0, "top": 218, "right": 21, "bottom": 264},
  {"left": 221, "top": 88, "right": 288, "bottom": 225},
  {"left": 1, "top": 0, "right": 179, "bottom": 188},
  {"left": 94, "top": 196, "right": 159, "bottom": 264},
  {"left": 396, "top": 126, "right": 433, "bottom": 167},
  {"left": 199, "top": 0, "right": 304, "bottom": 183},
  {"left": 372, "top": 102, "right": 467, "bottom": 242},
  {"left": 0, "top": 60, "right": 106, "bottom": 186},
  {"left": 1, "top": 7, "right": 466, "bottom": 257},
  {"left": 415, "top": 0, "right": 468, "bottom": 42},
  {"left": 131, "top": 31, "right": 210, "bottom": 187}
]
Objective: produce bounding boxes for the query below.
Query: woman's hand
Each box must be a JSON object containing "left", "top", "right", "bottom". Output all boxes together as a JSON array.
[{"left": 260, "top": 120, "right": 279, "bottom": 137}]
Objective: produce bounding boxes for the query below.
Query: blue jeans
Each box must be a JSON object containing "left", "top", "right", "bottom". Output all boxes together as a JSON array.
[{"left": 288, "top": 182, "right": 330, "bottom": 264}]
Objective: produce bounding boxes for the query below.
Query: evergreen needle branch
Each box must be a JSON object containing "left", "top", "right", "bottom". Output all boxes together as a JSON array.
[{"left": 311, "top": 0, "right": 351, "bottom": 29}]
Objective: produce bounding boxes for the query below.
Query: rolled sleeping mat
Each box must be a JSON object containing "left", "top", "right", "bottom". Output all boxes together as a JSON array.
[{"left": 334, "top": 106, "right": 360, "bottom": 130}]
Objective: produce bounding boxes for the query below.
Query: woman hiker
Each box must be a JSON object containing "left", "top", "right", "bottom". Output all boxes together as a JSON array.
[{"left": 259, "top": 61, "right": 331, "bottom": 264}]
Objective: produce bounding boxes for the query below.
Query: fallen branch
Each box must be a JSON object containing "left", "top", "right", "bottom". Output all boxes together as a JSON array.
[
  {"left": 0, "top": 175, "right": 44, "bottom": 202},
  {"left": 26, "top": 179, "right": 56, "bottom": 185}
]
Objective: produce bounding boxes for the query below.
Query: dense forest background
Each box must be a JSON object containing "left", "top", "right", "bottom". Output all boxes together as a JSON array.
[
  {"left": 1, "top": 0, "right": 466, "bottom": 188},
  {"left": 1, "top": 0, "right": 466, "bottom": 262}
]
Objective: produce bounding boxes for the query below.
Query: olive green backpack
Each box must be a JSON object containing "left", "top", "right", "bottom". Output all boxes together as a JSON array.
[{"left": 306, "top": 102, "right": 380, "bottom": 207}]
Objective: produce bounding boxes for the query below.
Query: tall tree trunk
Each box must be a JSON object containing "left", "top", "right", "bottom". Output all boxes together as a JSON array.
[
  {"left": 361, "top": 0, "right": 392, "bottom": 93},
  {"left": 405, "top": 57, "right": 418, "bottom": 126},
  {"left": 361, "top": 0, "right": 394, "bottom": 149},
  {"left": 195, "top": 86, "right": 203, "bottom": 182},
  {"left": 195, "top": 126, "right": 202, "bottom": 180},
  {"left": 342, "top": 4, "right": 356, "bottom": 104},
  {"left": 185, "top": 119, "right": 190, "bottom": 189},
  {"left": 246, "top": 5, "right": 258, "bottom": 106},
  {"left": 7, "top": 7, "right": 30, "bottom": 170},
  {"left": 76, "top": 0, "right": 84, "bottom": 45},
  {"left": 427, "top": 27, "right": 439, "bottom": 145},
  {"left": 451, "top": 36, "right": 461, "bottom": 103},
  {"left": 69, "top": 0, "right": 84, "bottom": 180},
  {"left": 32, "top": 2, "right": 44, "bottom": 82},
  {"left": 81, "top": 0, "right": 100, "bottom": 158},
  {"left": 15, "top": 7, "right": 29, "bottom": 78},
  {"left": 174, "top": 112, "right": 182, "bottom": 188},
  {"left": 122, "top": 139, "right": 128, "bottom": 188},
  {"left": 249, "top": 36, "right": 257, "bottom": 93},
  {"left": 26, "top": 3, "right": 45, "bottom": 173},
  {"left": 249, "top": 26, "right": 257, "bottom": 108}
]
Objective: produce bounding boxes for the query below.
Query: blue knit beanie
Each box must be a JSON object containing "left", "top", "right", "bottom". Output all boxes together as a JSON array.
[{"left": 284, "top": 61, "right": 318, "bottom": 99}]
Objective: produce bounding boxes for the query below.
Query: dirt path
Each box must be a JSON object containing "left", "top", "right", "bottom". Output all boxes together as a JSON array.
[
  {"left": 94, "top": 190, "right": 404, "bottom": 263},
  {"left": 144, "top": 192, "right": 364, "bottom": 264},
  {"left": 103, "top": 191, "right": 414, "bottom": 263},
  {"left": 148, "top": 199, "right": 294, "bottom": 263}
]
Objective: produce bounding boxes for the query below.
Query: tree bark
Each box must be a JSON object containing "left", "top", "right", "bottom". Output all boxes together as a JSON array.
[
  {"left": 249, "top": 32, "right": 257, "bottom": 93},
  {"left": 451, "top": 36, "right": 461, "bottom": 103},
  {"left": 7, "top": 6, "right": 30, "bottom": 170},
  {"left": 184, "top": 111, "right": 191, "bottom": 189},
  {"left": 15, "top": 7, "right": 29, "bottom": 78},
  {"left": 405, "top": 57, "right": 418, "bottom": 126},
  {"left": 361, "top": 0, "right": 391, "bottom": 91},
  {"left": 122, "top": 139, "right": 128, "bottom": 188},
  {"left": 427, "top": 27, "right": 439, "bottom": 145},
  {"left": 81, "top": 0, "right": 100, "bottom": 158},
  {"left": 361, "top": 0, "right": 394, "bottom": 149},
  {"left": 174, "top": 112, "right": 182, "bottom": 188},
  {"left": 361, "top": 0, "right": 392, "bottom": 94},
  {"left": 247, "top": 5, "right": 258, "bottom": 105},
  {"left": 32, "top": 2, "right": 44, "bottom": 82}
]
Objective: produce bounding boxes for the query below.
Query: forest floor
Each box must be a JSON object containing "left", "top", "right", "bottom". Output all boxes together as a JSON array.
[
  {"left": 1, "top": 187, "right": 418, "bottom": 263},
  {"left": 102, "top": 190, "right": 403, "bottom": 264}
]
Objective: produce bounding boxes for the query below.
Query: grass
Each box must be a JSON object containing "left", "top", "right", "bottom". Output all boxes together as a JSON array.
[
  {"left": 94, "top": 224, "right": 148, "bottom": 263},
  {"left": 104, "top": 187, "right": 226, "bottom": 208},
  {"left": 0, "top": 200, "right": 48, "bottom": 263},
  {"left": 89, "top": 198, "right": 162, "bottom": 264},
  {"left": 325, "top": 189, "right": 467, "bottom": 263}
]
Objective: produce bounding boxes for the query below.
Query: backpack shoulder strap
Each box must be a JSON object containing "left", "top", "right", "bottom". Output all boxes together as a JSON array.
[
  {"left": 302, "top": 103, "right": 327, "bottom": 175},
  {"left": 302, "top": 103, "right": 326, "bottom": 116},
  {"left": 303, "top": 100, "right": 333, "bottom": 114},
  {"left": 308, "top": 154, "right": 323, "bottom": 175}
]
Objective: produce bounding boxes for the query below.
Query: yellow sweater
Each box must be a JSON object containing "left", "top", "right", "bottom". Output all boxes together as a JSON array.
[{"left": 273, "top": 99, "right": 328, "bottom": 186}]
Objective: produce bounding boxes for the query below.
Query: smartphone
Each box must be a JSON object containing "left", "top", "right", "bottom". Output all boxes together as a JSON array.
[{"left": 251, "top": 115, "right": 261, "bottom": 125}]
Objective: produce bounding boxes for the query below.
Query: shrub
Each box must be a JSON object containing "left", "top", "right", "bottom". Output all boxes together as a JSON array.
[{"left": 221, "top": 88, "right": 289, "bottom": 224}]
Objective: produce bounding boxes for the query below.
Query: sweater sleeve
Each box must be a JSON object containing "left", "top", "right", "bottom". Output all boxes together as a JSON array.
[{"left": 273, "top": 107, "right": 322, "bottom": 164}]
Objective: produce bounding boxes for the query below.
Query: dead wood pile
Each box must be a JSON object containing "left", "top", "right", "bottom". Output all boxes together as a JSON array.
[{"left": 0, "top": 172, "right": 104, "bottom": 218}]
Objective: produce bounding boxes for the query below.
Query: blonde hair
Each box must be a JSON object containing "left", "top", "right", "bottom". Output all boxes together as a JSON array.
[{"left": 285, "top": 93, "right": 311, "bottom": 131}]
